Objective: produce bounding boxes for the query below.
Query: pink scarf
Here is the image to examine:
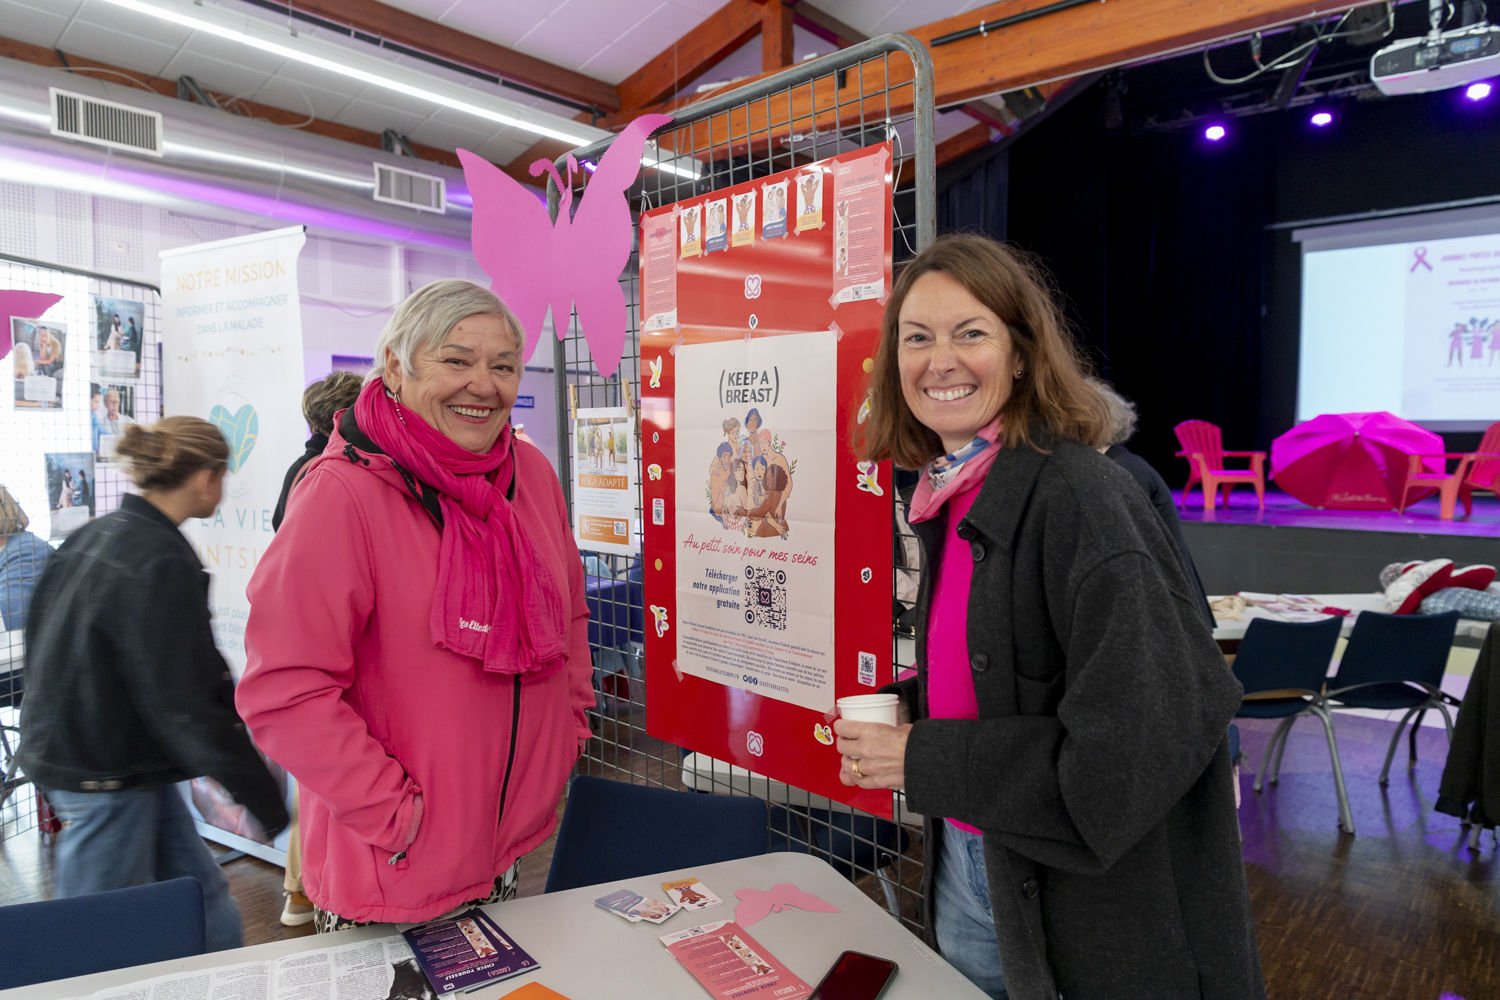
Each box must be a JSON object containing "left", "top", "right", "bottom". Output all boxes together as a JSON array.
[
  {"left": 907, "top": 418, "right": 1003, "bottom": 524},
  {"left": 354, "top": 380, "right": 568, "bottom": 677}
]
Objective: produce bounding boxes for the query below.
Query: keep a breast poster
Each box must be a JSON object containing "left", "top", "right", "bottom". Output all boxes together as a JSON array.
[{"left": 640, "top": 143, "right": 894, "bottom": 817}]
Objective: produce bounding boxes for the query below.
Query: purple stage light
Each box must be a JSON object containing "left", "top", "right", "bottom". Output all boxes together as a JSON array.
[
  {"left": 1466, "top": 81, "right": 1493, "bottom": 101},
  {"left": 1310, "top": 111, "right": 1333, "bottom": 127},
  {"left": 1204, "top": 124, "right": 1226, "bottom": 141}
]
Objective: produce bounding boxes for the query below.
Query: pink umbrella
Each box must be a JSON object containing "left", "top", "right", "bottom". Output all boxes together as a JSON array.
[{"left": 1271, "top": 412, "right": 1444, "bottom": 510}]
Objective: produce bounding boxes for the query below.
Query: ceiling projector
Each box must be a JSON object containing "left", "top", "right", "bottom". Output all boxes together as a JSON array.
[{"left": 1372, "top": 0, "right": 1500, "bottom": 95}]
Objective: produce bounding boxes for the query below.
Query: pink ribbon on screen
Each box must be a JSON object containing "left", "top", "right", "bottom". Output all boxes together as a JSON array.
[{"left": 1411, "top": 247, "right": 1432, "bottom": 272}]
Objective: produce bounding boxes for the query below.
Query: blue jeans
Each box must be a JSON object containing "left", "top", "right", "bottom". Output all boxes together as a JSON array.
[
  {"left": 45, "top": 785, "right": 244, "bottom": 952},
  {"left": 934, "top": 822, "right": 1008, "bottom": 999}
]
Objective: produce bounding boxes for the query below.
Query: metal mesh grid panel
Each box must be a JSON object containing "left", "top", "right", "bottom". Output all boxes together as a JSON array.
[
  {"left": 0, "top": 254, "right": 161, "bottom": 842},
  {"left": 549, "top": 34, "right": 935, "bottom": 935}
]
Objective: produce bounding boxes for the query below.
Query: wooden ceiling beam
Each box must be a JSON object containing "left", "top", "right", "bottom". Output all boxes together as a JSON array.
[
  {"left": 245, "top": 0, "right": 619, "bottom": 113},
  {"left": 0, "top": 35, "right": 463, "bottom": 169},
  {"left": 650, "top": 0, "right": 1367, "bottom": 160},
  {"left": 792, "top": 2, "right": 867, "bottom": 48},
  {"left": 761, "top": 2, "right": 796, "bottom": 72},
  {"left": 616, "top": 0, "right": 769, "bottom": 113}
]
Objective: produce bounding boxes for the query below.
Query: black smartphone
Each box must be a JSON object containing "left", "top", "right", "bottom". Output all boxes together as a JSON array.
[{"left": 810, "top": 950, "right": 898, "bottom": 1000}]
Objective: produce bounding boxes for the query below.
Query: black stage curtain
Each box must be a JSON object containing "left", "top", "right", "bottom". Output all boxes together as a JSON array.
[{"left": 989, "top": 81, "right": 1500, "bottom": 483}]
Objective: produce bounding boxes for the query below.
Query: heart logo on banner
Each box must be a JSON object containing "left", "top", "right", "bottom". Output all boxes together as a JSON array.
[
  {"left": 744, "top": 274, "right": 762, "bottom": 299},
  {"left": 210, "top": 404, "right": 259, "bottom": 474}
]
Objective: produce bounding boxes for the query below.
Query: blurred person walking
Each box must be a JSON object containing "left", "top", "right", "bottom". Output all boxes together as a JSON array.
[
  {"left": 0, "top": 485, "right": 50, "bottom": 631},
  {"left": 19, "top": 418, "right": 288, "bottom": 951}
]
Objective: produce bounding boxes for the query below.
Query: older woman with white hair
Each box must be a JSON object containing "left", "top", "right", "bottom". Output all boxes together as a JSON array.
[
  {"left": 1090, "top": 380, "right": 1213, "bottom": 626},
  {"left": 237, "top": 280, "right": 595, "bottom": 930}
]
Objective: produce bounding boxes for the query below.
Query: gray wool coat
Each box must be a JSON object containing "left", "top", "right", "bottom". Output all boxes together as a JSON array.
[{"left": 889, "top": 427, "right": 1266, "bottom": 1000}]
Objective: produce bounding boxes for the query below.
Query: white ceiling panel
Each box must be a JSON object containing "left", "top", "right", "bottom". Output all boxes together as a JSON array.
[
  {"left": 0, "top": 0, "right": 78, "bottom": 42},
  {"left": 426, "top": 0, "right": 559, "bottom": 51},
  {"left": 54, "top": 19, "right": 183, "bottom": 76},
  {"left": 816, "top": 0, "right": 982, "bottom": 37},
  {"left": 71, "top": 0, "right": 195, "bottom": 47}
]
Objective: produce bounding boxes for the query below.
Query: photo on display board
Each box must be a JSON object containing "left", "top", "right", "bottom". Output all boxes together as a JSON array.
[
  {"left": 93, "top": 296, "right": 144, "bottom": 381},
  {"left": 11, "top": 317, "right": 66, "bottom": 411},
  {"left": 91, "top": 382, "right": 138, "bottom": 462},
  {"left": 44, "top": 451, "right": 95, "bottom": 539},
  {"left": 795, "top": 171, "right": 823, "bottom": 232}
]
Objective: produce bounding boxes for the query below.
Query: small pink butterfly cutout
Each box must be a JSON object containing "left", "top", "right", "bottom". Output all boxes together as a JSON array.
[
  {"left": 458, "top": 113, "right": 673, "bottom": 378},
  {"left": 733, "top": 883, "right": 840, "bottom": 928}
]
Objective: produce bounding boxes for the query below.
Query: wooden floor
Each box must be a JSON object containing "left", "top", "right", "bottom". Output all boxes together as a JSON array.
[{"left": 3, "top": 715, "right": 1496, "bottom": 998}]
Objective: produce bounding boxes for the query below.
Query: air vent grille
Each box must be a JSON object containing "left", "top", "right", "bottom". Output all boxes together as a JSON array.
[
  {"left": 373, "top": 163, "right": 446, "bottom": 214},
  {"left": 49, "top": 88, "right": 164, "bottom": 157}
]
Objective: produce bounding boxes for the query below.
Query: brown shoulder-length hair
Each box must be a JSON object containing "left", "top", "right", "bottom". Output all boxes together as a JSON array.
[{"left": 857, "top": 233, "right": 1108, "bottom": 468}]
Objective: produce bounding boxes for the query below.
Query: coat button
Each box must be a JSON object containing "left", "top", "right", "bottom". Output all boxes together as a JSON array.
[
  {"left": 956, "top": 523, "right": 975, "bottom": 541},
  {"left": 971, "top": 652, "right": 989, "bottom": 672},
  {"left": 1022, "top": 877, "right": 1039, "bottom": 899},
  {"left": 971, "top": 541, "right": 986, "bottom": 562}
]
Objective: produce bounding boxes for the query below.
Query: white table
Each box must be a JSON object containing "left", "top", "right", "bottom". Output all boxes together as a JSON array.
[
  {"left": 1210, "top": 592, "right": 1492, "bottom": 644},
  {"left": 2, "top": 853, "right": 985, "bottom": 1000}
]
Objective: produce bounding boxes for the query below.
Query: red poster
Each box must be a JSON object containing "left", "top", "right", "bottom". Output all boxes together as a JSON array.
[{"left": 640, "top": 143, "right": 895, "bottom": 818}]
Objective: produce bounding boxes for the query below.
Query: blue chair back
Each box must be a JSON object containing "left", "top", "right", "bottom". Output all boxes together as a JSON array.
[
  {"left": 0, "top": 878, "right": 206, "bottom": 989},
  {"left": 1231, "top": 616, "right": 1342, "bottom": 695},
  {"left": 544, "top": 775, "right": 768, "bottom": 893},
  {"left": 1331, "top": 610, "right": 1459, "bottom": 691}
]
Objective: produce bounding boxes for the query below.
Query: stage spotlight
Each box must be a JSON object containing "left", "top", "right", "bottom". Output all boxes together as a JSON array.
[
  {"left": 1204, "top": 124, "right": 1227, "bottom": 141},
  {"left": 1310, "top": 111, "right": 1333, "bottom": 127},
  {"left": 1466, "top": 81, "right": 1493, "bottom": 100}
]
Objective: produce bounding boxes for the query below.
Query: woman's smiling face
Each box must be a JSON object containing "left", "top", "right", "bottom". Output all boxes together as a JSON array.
[
  {"left": 897, "top": 271, "right": 1019, "bottom": 455},
  {"left": 384, "top": 314, "right": 521, "bottom": 454}
]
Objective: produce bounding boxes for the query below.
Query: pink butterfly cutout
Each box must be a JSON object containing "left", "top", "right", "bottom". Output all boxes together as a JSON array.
[
  {"left": 733, "top": 883, "right": 841, "bottom": 928},
  {"left": 0, "top": 291, "right": 65, "bottom": 361},
  {"left": 458, "top": 113, "right": 674, "bottom": 378}
]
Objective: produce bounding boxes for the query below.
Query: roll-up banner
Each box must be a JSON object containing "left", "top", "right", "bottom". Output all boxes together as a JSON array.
[{"left": 160, "top": 225, "right": 306, "bottom": 864}]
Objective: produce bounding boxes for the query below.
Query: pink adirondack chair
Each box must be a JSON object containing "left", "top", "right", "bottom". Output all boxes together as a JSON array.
[
  {"left": 1174, "top": 420, "right": 1266, "bottom": 510},
  {"left": 1399, "top": 421, "right": 1500, "bottom": 519}
]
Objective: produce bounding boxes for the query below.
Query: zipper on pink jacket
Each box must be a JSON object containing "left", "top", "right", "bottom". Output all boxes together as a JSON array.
[{"left": 495, "top": 676, "right": 522, "bottom": 830}]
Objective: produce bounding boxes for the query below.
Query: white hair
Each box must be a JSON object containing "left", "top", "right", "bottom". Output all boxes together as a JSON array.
[
  {"left": 367, "top": 279, "right": 524, "bottom": 386},
  {"left": 1088, "top": 378, "right": 1139, "bottom": 448}
]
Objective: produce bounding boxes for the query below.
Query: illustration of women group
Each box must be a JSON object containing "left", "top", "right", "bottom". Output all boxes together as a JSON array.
[
  {"left": 706, "top": 407, "right": 795, "bottom": 539},
  {"left": 1447, "top": 319, "right": 1500, "bottom": 366}
]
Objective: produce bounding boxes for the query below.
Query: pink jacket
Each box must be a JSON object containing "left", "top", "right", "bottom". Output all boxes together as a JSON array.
[{"left": 236, "top": 416, "right": 593, "bottom": 924}]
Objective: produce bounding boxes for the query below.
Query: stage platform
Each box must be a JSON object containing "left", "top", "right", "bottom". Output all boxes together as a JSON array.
[{"left": 1179, "top": 488, "right": 1500, "bottom": 595}]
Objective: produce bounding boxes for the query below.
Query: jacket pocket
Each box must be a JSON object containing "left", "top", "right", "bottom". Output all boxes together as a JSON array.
[{"left": 1014, "top": 672, "right": 1064, "bottom": 716}]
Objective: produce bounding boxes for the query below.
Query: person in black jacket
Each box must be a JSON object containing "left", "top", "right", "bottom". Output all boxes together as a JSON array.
[
  {"left": 271, "top": 370, "right": 363, "bottom": 531},
  {"left": 1089, "top": 380, "right": 1215, "bottom": 627},
  {"left": 20, "top": 416, "right": 288, "bottom": 952},
  {"left": 840, "top": 234, "right": 1261, "bottom": 1000}
]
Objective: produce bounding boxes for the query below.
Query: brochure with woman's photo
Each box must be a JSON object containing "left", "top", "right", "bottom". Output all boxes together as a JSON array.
[
  {"left": 660, "top": 920, "right": 812, "bottom": 999},
  {"left": 44, "top": 451, "right": 95, "bottom": 539},
  {"left": 93, "top": 295, "right": 145, "bottom": 381},
  {"left": 91, "top": 382, "right": 138, "bottom": 461},
  {"left": 401, "top": 908, "right": 538, "bottom": 993},
  {"left": 11, "top": 317, "right": 66, "bottom": 411}
]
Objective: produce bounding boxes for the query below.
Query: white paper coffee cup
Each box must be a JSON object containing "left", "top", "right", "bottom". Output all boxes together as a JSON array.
[{"left": 836, "top": 693, "right": 899, "bottom": 727}]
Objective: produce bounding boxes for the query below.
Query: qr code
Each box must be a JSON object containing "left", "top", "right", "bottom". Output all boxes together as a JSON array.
[
  {"left": 652, "top": 498, "right": 664, "bottom": 525},
  {"left": 858, "top": 652, "right": 877, "bottom": 687},
  {"left": 744, "top": 565, "right": 788, "bottom": 631}
]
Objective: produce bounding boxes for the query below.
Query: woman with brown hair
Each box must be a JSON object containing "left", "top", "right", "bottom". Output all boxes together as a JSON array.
[
  {"left": 20, "top": 417, "right": 288, "bottom": 952},
  {"left": 834, "top": 234, "right": 1261, "bottom": 1000}
]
